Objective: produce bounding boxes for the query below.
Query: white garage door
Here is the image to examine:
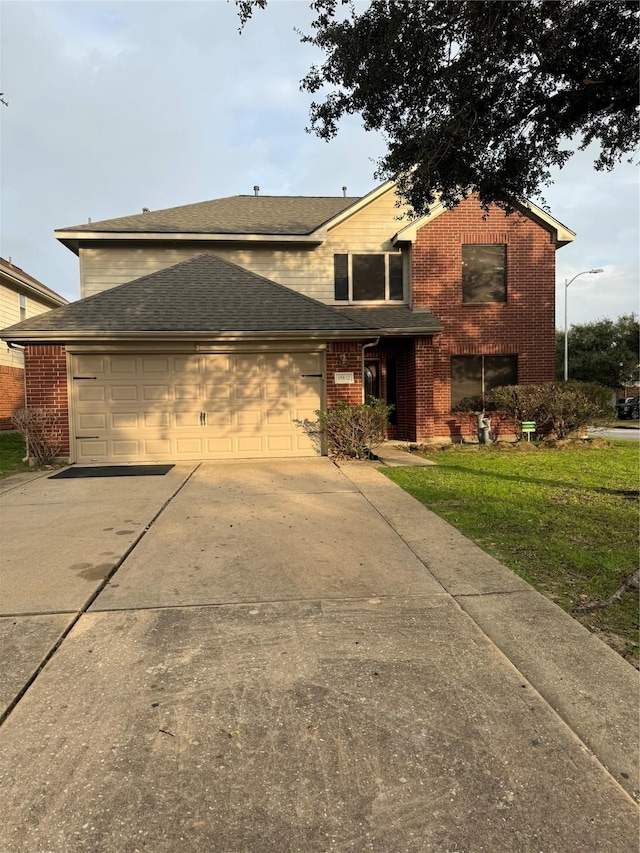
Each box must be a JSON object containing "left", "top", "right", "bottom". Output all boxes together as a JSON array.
[{"left": 70, "top": 351, "right": 323, "bottom": 463}]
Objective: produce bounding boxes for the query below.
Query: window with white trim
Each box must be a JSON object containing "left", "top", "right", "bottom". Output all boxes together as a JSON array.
[
  {"left": 334, "top": 253, "right": 404, "bottom": 302},
  {"left": 19, "top": 293, "right": 26, "bottom": 321}
]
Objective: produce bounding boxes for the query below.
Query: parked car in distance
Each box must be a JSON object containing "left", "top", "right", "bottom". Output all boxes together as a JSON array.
[{"left": 616, "top": 396, "right": 640, "bottom": 420}]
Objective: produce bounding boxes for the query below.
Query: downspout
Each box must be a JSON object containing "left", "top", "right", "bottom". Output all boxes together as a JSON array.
[
  {"left": 361, "top": 337, "right": 380, "bottom": 403},
  {"left": 7, "top": 341, "right": 29, "bottom": 461}
]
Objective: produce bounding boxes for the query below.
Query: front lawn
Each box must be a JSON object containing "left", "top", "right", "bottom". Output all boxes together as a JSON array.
[
  {"left": 383, "top": 442, "right": 639, "bottom": 666},
  {"left": 0, "top": 431, "right": 30, "bottom": 479}
]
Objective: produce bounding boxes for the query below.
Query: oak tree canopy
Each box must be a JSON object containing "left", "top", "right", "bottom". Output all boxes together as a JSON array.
[{"left": 238, "top": 0, "right": 639, "bottom": 215}]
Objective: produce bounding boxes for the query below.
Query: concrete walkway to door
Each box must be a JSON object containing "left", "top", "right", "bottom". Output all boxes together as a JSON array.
[{"left": 0, "top": 458, "right": 637, "bottom": 852}]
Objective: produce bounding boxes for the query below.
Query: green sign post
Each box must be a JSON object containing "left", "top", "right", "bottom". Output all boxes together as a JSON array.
[{"left": 521, "top": 421, "right": 536, "bottom": 441}]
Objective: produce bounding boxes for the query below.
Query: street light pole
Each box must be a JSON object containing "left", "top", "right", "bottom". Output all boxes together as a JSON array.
[{"left": 563, "top": 268, "right": 604, "bottom": 381}]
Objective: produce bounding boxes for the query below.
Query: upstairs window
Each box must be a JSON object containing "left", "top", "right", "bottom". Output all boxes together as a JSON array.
[
  {"left": 451, "top": 354, "right": 517, "bottom": 409},
  {"left": 462, "top": 244, "right": 507, "bottom": 303},
  {"left": 19, "top": 293, "right": 26, "bottom": 321},
  {"left": 334, "top": 253, "right": 404, "bottom": 302}
]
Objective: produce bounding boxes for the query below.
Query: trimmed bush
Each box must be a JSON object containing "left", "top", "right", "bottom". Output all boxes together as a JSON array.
[{"left": 486, "top": 382, "right": 613, "bottom": 439}]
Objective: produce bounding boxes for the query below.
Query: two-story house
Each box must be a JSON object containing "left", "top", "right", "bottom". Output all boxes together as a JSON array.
[
  {"left": 0, "top": 182, "right": 574, "bottom": 463},
  {"left": 0, "top": 258, "right": 68, "bottom": 430}
]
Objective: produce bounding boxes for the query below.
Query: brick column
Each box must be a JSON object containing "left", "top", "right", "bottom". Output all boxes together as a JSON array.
[
  {"left": 326, "top": 342, "right": 363, "bottom": 407},
  {"left": 24, "top": 345, "right": 70, "bottom": 458}
]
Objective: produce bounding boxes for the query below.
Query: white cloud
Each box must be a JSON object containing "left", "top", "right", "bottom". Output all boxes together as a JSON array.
[{"left": 1, "top": 0, "right": 638, "bottom": 321}]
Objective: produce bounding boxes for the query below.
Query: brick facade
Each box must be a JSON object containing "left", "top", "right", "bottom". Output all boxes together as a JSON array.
[
  {"left": 16, "top": 198, "right": 558, "bottom": 454},
  {"left": 410, "top": 197, "right": 556, "bottom": 440},
  {"left": 0, "top": 365, "right": 25, "bottom": 430},
  {"left": 24, "top": 345, "right": 70, "bottom": 458},
  {"left": 326, "top": 342, "right": 364, "bottom": 407}
]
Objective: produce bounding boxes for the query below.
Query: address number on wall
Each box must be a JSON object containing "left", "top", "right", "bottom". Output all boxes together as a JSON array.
[{"left": 334, "top": 372, "right": 355, "bottom": 384}]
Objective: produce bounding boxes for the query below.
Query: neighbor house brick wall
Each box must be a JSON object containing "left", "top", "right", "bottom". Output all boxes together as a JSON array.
[
  {"left": 326, "top": 341, "right": 363, "bottom": 407},
  {"left": 411, "top": 196, "right": 557, "bottom": 440},
  {"left": 24, "top": 345, "right": 70, "bottom": 457},
  {"left": 0, "top": 365, "right": 25, "bottom": 429}
]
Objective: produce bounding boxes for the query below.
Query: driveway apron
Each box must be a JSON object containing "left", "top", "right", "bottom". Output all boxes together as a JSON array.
[{"left": 0, "top": 458, "right": 637, "bottom": 853}]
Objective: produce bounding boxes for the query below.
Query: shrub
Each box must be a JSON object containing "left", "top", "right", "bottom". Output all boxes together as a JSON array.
[
  {"left": 315, "top": 398, "right": 393, "bottom": 458},
  {"left": 486, "top": 382, "right": 613, "bottom": 439},
  {"left": 11, "top": 408, "right": 62, "bottom": 465}
]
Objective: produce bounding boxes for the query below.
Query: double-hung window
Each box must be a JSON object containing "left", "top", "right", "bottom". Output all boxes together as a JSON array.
[
  {"left": 19, "top": 293, "right": 26, "bottom": 321},
  {"left": 334, "top": 253, "right": 404, "bottom": 302}
]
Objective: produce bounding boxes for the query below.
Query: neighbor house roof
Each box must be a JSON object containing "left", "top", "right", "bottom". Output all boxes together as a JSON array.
[
  {"left": 0, "top": 253, "right": 441, "bottom": 343},
  {"left": 0, "top": 257, "right": 68, "bottom": 307}
]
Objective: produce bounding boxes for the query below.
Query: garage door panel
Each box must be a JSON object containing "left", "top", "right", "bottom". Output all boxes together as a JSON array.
[
  {"left": 265, "top": 382, "right": 290, "bottom": 399},
  {"left": 145, "top": 439, "right": 172, "bottom": 455},
  {"left": 111, "top": 413, "right": 138, "bottom": 429},
  {"left": 266, "top": 410, "right": 291, "bottom": 425},
  {"left": 142, "top": 385, "right": 170, "bottom": 401},
  {"left": 110, "top": 385, "right": 138, "bottom": 402},
  {"left": 237, "top": 410, "right": 263, "bottom": 426},
  {"left": 174, "top": 384, "right": 200, "bottom": 401},
  {"left": 176, "top": 438, "right": 204, "bottom": 454},
  {"left": 266, "top": 436, "right": 293, "bottom": 452},
  {"left": 141, "top": 357, "right": 170, "bottom": 373},
  {"left": 203, "top": 384, "right": 231, "bottom": 400},
  {"left": 71, "top": 351, "right": 323, "bottom": 463},
  {"left": 112, "top": 439, "right": 141, "bottom": 456},
  {"left": 76, "top": 440, "right": 108, "bottom": 460},
  {"left": 108, "top": 356, "right": 137, "bottom": 374},
  {"left": 205, "top": 437, "right": 234, "bottom": 454},
  {"left": 77, "top": 385, "right": 106, "bottom": 402},
  {"left": 74, "top": 355, "right": 104, "bottom": 374},
  {"left": 144, "top": 412, "right": 171, "bottom": 428},
  {"left": 77, "top": 413, "right": 107, "bottom": 430},
  {"left": 206, "top": 411, "right": 233, "bottom": 427}
]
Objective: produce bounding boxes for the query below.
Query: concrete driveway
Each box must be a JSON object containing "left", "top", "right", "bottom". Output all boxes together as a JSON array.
[{"left": 0, "top": 458, "right": 637, "bottom": 852}]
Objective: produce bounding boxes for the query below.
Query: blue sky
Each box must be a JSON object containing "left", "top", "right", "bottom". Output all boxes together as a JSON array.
[{"left": 1, "top": 0, "right": 638, "bottom": 329}]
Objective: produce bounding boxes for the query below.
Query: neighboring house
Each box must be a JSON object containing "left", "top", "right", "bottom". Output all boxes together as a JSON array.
[
  {"left": 0, "top": 182, "right": 574, "bottom": 462},
  {"left": 0, "top": 258, "right": 68, "bottom": 430}
]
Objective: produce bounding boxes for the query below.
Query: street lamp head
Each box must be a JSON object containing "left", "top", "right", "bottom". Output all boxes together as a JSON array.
[{"left": 563, "top": 267, "right": 604, "bottom": 381}]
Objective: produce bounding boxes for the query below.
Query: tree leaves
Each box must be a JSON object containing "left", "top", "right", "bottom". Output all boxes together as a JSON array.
[{"left": 238, "top": 0, "right": 639, "bottom": 214}]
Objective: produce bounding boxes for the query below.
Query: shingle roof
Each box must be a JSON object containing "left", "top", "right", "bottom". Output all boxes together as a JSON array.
[
  {"left": 58, "top": 196, "right": 362, "bottom": 236},
  {"left": 1, "top": 254, "right": 443, "bottom": 341},
  {"left": 0, "top": 254, "right": 368, "bottom": 337},
  {"left": 0, "top": 257, "right": 68, "bottom": 306},
  {"left": 335, "top": 306, "right": 443, "bottom": 334}
]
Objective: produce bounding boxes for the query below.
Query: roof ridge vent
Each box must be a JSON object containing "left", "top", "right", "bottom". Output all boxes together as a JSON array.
[{"left": 253, "top": 186, "right": 260, "bottom": 196}]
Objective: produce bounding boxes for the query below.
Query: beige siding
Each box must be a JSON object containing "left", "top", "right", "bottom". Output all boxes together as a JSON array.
[
  {"left": 0, "top": 284, "right": 60, "bottom": 368},
  {"left": 79, "top": 187, "right": 414, "bottom": 303}
]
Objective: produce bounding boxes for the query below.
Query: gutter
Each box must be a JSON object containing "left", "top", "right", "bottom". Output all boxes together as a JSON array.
[
  {"left": 0, "top": 327, "right": 444, "bottom": 345},
  {"left": 54, "top": 231, "right": 327, "bottom": 255}
]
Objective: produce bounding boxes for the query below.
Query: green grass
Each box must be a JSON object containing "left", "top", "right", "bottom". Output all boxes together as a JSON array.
[
  {"left": 0, "top": 431, "right": 31, "bottom": 479},
  {"left": 383, "top": 442, "right": 640, "bottom": 666}
]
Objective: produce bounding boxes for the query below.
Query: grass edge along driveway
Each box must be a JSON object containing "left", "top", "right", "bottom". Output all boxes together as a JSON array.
[{"left": 383, "top": 441, "right": 639, "bottom": 668}]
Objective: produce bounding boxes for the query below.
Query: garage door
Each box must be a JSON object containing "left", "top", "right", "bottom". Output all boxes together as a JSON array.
[{"left": 70, "top": 351, "right": 323, "bottom": 463}]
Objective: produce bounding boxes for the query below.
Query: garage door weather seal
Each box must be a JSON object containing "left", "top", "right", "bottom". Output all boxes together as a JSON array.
[{"left": 50, "top": 464, "right": 175, "bottom": 479}]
